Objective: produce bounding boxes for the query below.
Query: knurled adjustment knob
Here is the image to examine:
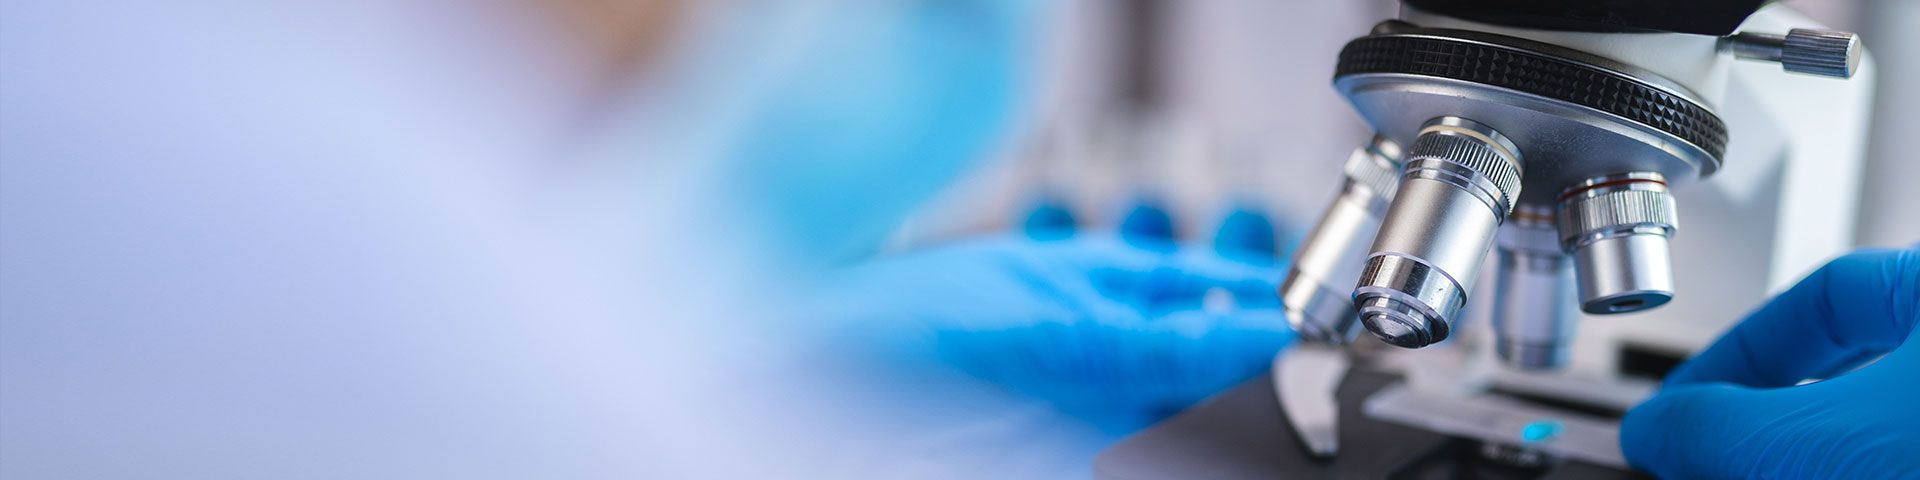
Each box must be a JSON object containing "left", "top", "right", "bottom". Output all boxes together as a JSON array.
[
  {"left": 1782, "top": 28, "right": 1862, "bottom": 78},
  {"left": 1728, "top": 28, "right": 1862, "bottom": 79}
]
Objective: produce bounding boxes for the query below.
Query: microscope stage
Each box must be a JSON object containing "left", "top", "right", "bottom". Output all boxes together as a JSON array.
[{"left": 1092, "top": 368, "right": 1649, "bottom": 479}]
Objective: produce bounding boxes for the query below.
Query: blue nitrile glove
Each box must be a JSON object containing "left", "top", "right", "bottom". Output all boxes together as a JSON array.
[
  {"left": 1621, "top": 247, "right": 1920, "bottom": 479},
  {"left": 822, "top": 234, "right": 1294, "bottom": 432},
  {"left": 1119, "top": 198, "right": 1178, "bottom": 252},
  {"left": 1021, "top": 194, "right": 1077, "bottom": 241},
  {"left": 1212, "top": 204, "right": 1279, "bottom": 266}
]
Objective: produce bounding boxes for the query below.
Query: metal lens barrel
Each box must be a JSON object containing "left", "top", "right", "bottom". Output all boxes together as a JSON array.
[
  {"left": 1281, "top": 136, "right": 1403, "bottom": 344},
  {"left": 1492, "top": 205, "right": 1578, "bottom": 370},
  {"left": 1354, "top": 117, "right": 1523, "bottom": 348},
  {"left": 1557, "top": 173, "right": 1678, "bottom": 314}
]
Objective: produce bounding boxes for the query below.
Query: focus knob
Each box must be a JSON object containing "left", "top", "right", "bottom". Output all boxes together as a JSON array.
[
  {"left": 1729, "top": 28, "right": 1862, "bottom": 79},
  {"left": 1783, "top": 28, "right": 1863, "bottom": 78}
]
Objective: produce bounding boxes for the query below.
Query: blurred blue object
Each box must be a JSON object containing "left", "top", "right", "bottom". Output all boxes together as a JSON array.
[
  {"left": 1211, "top": 203, "right": 1279, "bottom": 265},
  {"left": 1620, "top": 247, "right": 1920, "bottom": 479},
  {"left": 825, "top": 235, "right": 1294, "bottom": 432},
  {"left": 714, "top": 1, "right": 1038, "bottom": 265},
  {"left": 1119, "top": 198, "right": 1178, "bottom": 252},
  {"left": 1021, "top": 194, "right": 1078, "bottom": 241}
]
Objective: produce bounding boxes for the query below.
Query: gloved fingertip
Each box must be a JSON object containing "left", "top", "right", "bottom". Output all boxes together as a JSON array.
[
  {"left": 1619, "top": 388, "right": 1681, "bottom": 471},
  {"left": 1621, "top": 383, "right": 1773, "bottom": 479}
]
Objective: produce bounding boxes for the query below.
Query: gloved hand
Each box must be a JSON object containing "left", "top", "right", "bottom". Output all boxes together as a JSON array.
[
  {"left": 1621, "top": 247, "right": 1920, "bottom": 479},
  {"left": 818, "top": 234, "right": 1294, "bottom": 431}
]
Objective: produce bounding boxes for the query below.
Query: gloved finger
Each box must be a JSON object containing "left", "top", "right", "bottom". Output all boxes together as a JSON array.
[
  {"left": 1171, "top": 253, "right": 1287, "bottom": 310},
  {"left": 1163, "top": 248, "right": 1285, "bottom": 298},
  {"left": 1080, "top": 309, "right": 1293, "bottom": 409},
  {"left": 1088, "top": 250, "right": 1283, "bottom": 312},
  {"left": 1212, "top": 206, "right": 1280, "bottom": 265},
  {"left": 1621, "top": 382, "right": 1848, "bottom": 479},
  {"left": 1662, "top": 248, "right": 1920, "bottom": 389},
  {"left": 931, "top": 309, "right": 1290, "bottom": 414},
  {"left": 1134, "top": 268, "right": 1282, "bottom": 314}
]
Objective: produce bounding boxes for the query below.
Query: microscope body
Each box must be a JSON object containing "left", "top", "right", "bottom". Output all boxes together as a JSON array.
[
  {"left": 1093, "top": 1, "right": 1872, "bottom": 477},
  {"left": 1263, "top": 0, "right": 1873, "bottom": 474}
]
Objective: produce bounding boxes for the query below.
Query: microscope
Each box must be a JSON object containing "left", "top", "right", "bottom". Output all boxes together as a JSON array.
[{"left": 1097, "top": 0, "right": 1873, "bottom": 477}]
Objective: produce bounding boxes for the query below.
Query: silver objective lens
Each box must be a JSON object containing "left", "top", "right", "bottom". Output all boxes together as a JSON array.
[
  {"left": 1492, "top": 205, "right": 1578, "bottom": 370},
  {"left": 1281, "top": 136, "right": 1403, "bottom": 344},
  {"left": 1557, "top": 173, "right": 1678, "bottom": 314},
  {"left": 1354, "top": 117, "right": 1523, "bottom": 348}
]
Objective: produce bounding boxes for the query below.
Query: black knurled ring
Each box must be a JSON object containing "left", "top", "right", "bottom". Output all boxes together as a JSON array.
[{"left": 1335, "top": 35, "right": 1728, "bottom": 161}]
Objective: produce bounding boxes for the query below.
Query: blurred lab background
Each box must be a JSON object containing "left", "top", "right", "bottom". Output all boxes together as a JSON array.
[{"left": 1, "top": 0, "right": 1914, "bottom": 478}]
